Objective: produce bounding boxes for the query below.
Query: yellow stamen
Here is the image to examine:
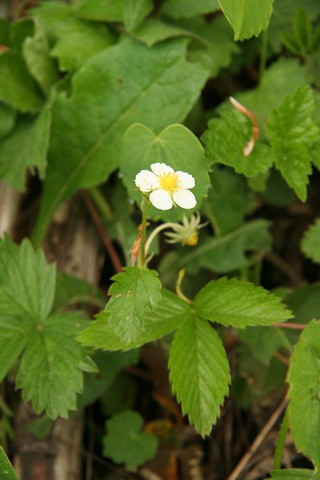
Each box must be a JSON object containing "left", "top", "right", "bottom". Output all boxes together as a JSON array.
[{"left": 159, "top": 173, "right": 180, "bottom": 192}]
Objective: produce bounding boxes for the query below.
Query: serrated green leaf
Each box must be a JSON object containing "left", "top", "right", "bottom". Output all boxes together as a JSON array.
[
  {"left": 288, "top": 320, "right": 320, "bottom": 469},
  {"left": 160, "top": 0, "right": 220, "bottom": 18},
  {"left": 79, "top": 289, "right": 189, "bottom": 351},
  {"left": 0, "top": 102, "right": 51, "bottom": 190},
  {"left": 292, "top": 8, "right": 313, "bottom": 52},
  {"left": 266, "top": 85, "right": 319, "bottom": 201},
  {"left": 130, "top": 18, "right": 194, "bottom": 46},
  {"left": 16, "top": 313, "right": 92, "bottom": 419},
  {"left": 74, "top": 0, "right": 125, "bottom": 22},
  {"left": 103, "top": 410, "right": 158, "bottom": 468},
  {"left": 0, "top": 103, "right": 16, "bottom": 138},
  {"left": 124, "top": 0, "right": 153, "bottom": 31},
  {"left": 32, "top": 38, "right": 209, "bottom": 244},
  {"left": 218, "top": 0, "right": 274, "bottom": 40},
  {"left": 268, "top": 469, "right": 316, "bottom": 479},
  {"left": 0, "top": 50, "right": 43, "bottom": 113},
  {"left": 194, "top": 277, "right": 292, "bottom": 327},
  {"left": 202, "top": 109, "right": 274, "bottom": 177},
  {"left": 169, "top": 314, "right": 230, "bottom": 436},
  {"left": 105, "top": 267, "right": 162, "bottom": 342},
  {"left": 179, "top": 220, "right": 271, "bottom": 274},
  {"left": 121, "top": 123, "right": 209, "bottom": 222},
  {"left": 0, "top": 447, "right": 18, "bottom": 480},
  {"left": 301, "top": 218, "right": 320, "bottom": 264}
]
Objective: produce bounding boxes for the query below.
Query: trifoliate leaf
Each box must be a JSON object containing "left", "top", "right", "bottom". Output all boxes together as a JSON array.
[
  {"left": 124, "top": 0, "right": 153, "bottom": 31},
  {"left": 169, "top": 314, "right": 230, "bottom": 436},
  {"left": 218, "top": 0, "right": 274, "bottom": 40},
  {"left": 32, "top": 38, "right": 209, "bottom": 244},
  {"left": 104, "top": 267, "right": 162, "bottom": 342},
  {"left": 301, "top": 218, "right": 320, "bottom": 264},
  {"left": 79, "top": 289, "right": 189, "bottom": 351},
  {"left": 103, "top": 410, "right": 158, "bottom": 468},
  {"left": 0, "top": 101, "right": 51, "bottom": 190},
  {"left": 266, "top": 85, "right": 319, "bottom": 201},
  {"left": 0, "top": 447, "right": 18, "bottom": 480},
  {"left": 160, "top": 0, "right": 220, "bottom": 18},
  {"left": 0, "top": 50, "right": 43, "bottom": 113},
  {"left": 288, "top": 320, "right": 320, "bottom": 469},
  {"left": 202, "top": 109, "right": 273, "bottom": 177},
  {"left": 121, "top": 123, "right": 210, "bottom": 222},
  {"left": 194, "top": 277, "right": 292, "bottom": 327}
]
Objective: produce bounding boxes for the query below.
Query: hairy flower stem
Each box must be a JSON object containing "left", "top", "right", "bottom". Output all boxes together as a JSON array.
[
  {"left": 273, "top": 407, "right": 289, "bottom": 469},
  {"left": 144, "top": 222, "right": 178, "bottom": 259},
  {"left": 139, "top": 198, "right": 149, "bottom": 268}
]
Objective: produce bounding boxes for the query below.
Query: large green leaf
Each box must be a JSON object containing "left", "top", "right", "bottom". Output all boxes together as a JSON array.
[
  {"left": 288, "top": 320, "right": 320, "bottom": 469},
  {"left": 78, "top": 289, "right": 189, "bottom": 351},
  {"left": 121, "top": 123, "right": 210, "bottom": 221},
  {"left": 301, "top": 218, "right": 320, "bottom": 264},
  {"left": 266, "top": 85, "right": 319, "bottom": 201},
  {"left": 103, "top": 410, "right": 158, "bottom": 468},
  {"left": 194, "top": 277, "right": 292, "bottom": 327},
  {"left": 32, "top": 38, "right": 209, "bottom": 244},
  {"left": 0, "top": 447, "right": 18, "bottom": 480},
  {"left": 124, "top": 0, "right": 153, "bottom": 31},
  {"left": 218, "top": 0, "right": 274, "bottom": 40},
  {"left": 160, "top": 0, "right": 220, "bottom": 18},
  {"left": 103, "top": 267, "right": 162, "bottom": 342},
  {"left": 0, "top": 102, "right": 51, "bottom": 190},
  {"left": 169, "top": 314, "right": 230, "bottom": 436}
]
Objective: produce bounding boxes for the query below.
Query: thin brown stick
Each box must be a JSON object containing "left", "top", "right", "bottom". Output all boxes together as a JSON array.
[
  {"left": 82, "top": 190, "right": 122, "bottom": 273},
  {"left": 274, "top": 322, "right": 305, "bottom": 330},
  {"left": 229, "top": 96, "right": 259, "bottom": 156},
  {"left": 227, "top": 397, "right": 288, "bottom": 480},
  {"left": 265, "top": 252, "right": 302, "bottom": 286},
  {"left": 274, "top": 352, "right": 290, "bottom": 366}
]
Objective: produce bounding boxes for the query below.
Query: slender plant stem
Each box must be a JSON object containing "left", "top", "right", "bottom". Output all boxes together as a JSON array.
[
  {"left": 176, "top": 269, "right": 192, "bottom": 304},
  {"left": 274, "top": 322, "right": 306, "bottom": 330},
  {"left": 89, "top": 187, "right": 113, "bottom": 222},
  {"left": 144, "top": 222, "right": 178, "bottom": 258},
  {"left": 259, "top": 29, "right": 268, "bottom": 78},
  {"left": 139, "top": 198, "right": 149, "bottom": 268},
  {"left": 273, "top": 407, "right": 289, "bottom": 470}
]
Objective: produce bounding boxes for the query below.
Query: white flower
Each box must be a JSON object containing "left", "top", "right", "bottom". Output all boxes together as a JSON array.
[{"left": 135, "top": 163, "right": 197, "bottom": 211}]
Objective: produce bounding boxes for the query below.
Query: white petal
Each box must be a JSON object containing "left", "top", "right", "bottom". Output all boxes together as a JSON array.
[
  {"left": 135, "top": 170, "right": 159, "bottom": 192},
  {"left": 176, "top": 171, "right": 195, "bottom": 189},
  {"left": 151, "top": 163, "right": 174, "bottom": 176},
  {"left": 173, "top": 189, "right": 197, "bottom": 209},
  {"left": 150, "top": 189, "right": 173, "bottom": 210}
]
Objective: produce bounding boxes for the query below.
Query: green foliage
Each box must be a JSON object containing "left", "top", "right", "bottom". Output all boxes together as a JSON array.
[
  {"left": 121, "top": 123, "right": 210, "bottom": 221},
  {"left": 301, "top": 218, "right": 320, "bottom": 264},
  {"left": 288, "top": 320, "right": 320, "bottom": 469},
  {"left": 124, "top": 0, "right": 153, "bottom": 31},
  {"left": 169, "top": 314, "right": 230, "bottom": 436},
  {"left": 194, "top": 277, "right": 292, "bottom": 327},
  {"left": 0, "top": 446, "right": 18, "bottom": 480},
  {"left": 218, "top": 0, "right": 274, "bottom": 40},
  {"left": 74, "top": 0, "right": 125, "bottom": 22},
  {"left": 160, "top": 0, "right": 219, "bottom": 18},
  {"left": 238, "top": 327, "right": 291, "bottom": 365},
  {"left": 266, "top": 85, "right": 319, "bottom": 201},
  {"left": 103, "top": 410, "right": 158, "bottom": 468},
  {"left": 32, "top": 38, "right": 209, "bottom": 244},
  {"left": 0, "top": 104, "right": 16, "bottom": 138},
  {"left": 267, "top": 469, "right": 317, "bottom": 479}
]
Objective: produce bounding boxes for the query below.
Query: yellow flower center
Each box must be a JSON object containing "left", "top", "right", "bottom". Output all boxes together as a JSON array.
[{"left": 159, "top": 173, "right": 180, "bottom": 192}]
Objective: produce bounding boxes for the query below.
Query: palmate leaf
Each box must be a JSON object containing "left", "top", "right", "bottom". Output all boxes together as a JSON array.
[
  {"left": 194, "top": 277, "right": 292, "bottom": 327},
  {"left": 78, "top": 289, "right": 189, "bottom": 351},
  {"left": 169, "top": 314, "right": 230, "bottom": 436},
  {"left": 218, "top": 0, "right": 274, "bottom": 40},
  {"left": 32, "top": 38, "right": 209, "bottom": 244},
  {"left": 266, "top": 85, "right": 319, "bottom": 201},
  {"left": 0, "top": 447, "right": 18, "bottom": 480},
  {"left": 301, "top": 218, "right": 320, "bottom": 264},
  {"left": 288, "top": 320, "right": 320, "bottom": 469}
]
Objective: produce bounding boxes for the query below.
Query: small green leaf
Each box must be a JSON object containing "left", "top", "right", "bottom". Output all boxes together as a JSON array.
[
  {"left": 268, "top": 469, "right": 316, "bottom": 479},
  {"left": 266, "top": 85, "right": 319, "bottom": 201},
  {"left": 105, "top": 267, "right": 162, "bottom": 342},
  {"left": 0, "top": 101, "right": 51, "bottom": 190},
  {"left": 292, "top": 8, "right": 312, "bottom": 52},
  {"left": 218, "top": 0, "right": 274, "bottom": 40},
  {"left": 194, "top": 277, "right": 292, "bottom": 327},
  {"left": 103, "top": 410, "right": 158, "bottom": 468},
  {"left": 74, "top": 0, "right": 125, "bottom": 22},
  {"left": 301, "top": 218, "right": 320, "bottom": 264},
  {"left": 0, "top": 447, "right": 18, "bottom": 480},
  {"left": 79, "top": 289, "right": 189, "bottom": 351},
  {"left": 169, "top": 314, "right": 230, "bottom": 436},
  {"left": 160, "top": 0, "right": 220, "bottom": 18},
  {"left": 0, "top": 50, "right": 43, "bottom": 113},
  {"left": 121, "top": 123, "right": 210, "bottom": 221},
  {"left": 288, "top": 320, "right": 320, "bottom": 469},
  {"left": 124, "top": 0, "right": 153, "bottom": 31},
  {"left": 130, "top": 18, "right": 193, "bottom": 47}
]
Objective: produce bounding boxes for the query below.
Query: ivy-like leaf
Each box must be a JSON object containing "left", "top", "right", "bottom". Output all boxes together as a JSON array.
[
  {"left": 121, "top": 123, "right": 210, "bottom": 221},
  {"left": 266, "top": 85, "right": 319, "bottom": 201},
  {"left": 194, "top": 277, "right": 292, "bottom": 327},
  {"left": 169, "top": 314, "right": 230, "bottom": 436},
  {"left": 32, "top": 38, "right": 209, "bottom": 244},
  {"left": 288, "top": 320, "right": 320, "bottom": 469},
  {"left": 301, "top": 218, "right": 320, "bottom": 264},
  {"left": 219, "top": 0, "right": 274, "bottom": 40},
  {"left": 103, "top": 410, "right": 158, "bottom": 468},
  {"left": 0, "top": 102, "right": 51, "bottom": 190},
  {"left": 78, "top": 289, "right": 189, "bottom": 351},
  {"left": 105, "top": 267, "right": 162, "bottom": 342},
  {"left": 0, "top": 447, "right": 18, "bottom": 480}
]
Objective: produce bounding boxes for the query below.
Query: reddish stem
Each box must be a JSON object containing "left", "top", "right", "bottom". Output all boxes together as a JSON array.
[{"left": 273, "top": 322, "right": 305, "bottom": 330}]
